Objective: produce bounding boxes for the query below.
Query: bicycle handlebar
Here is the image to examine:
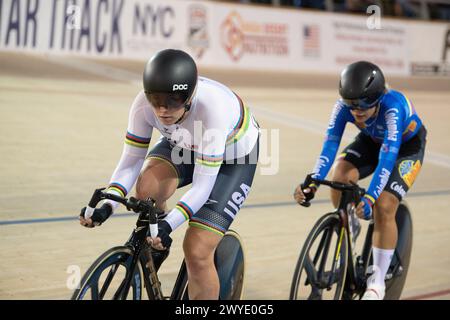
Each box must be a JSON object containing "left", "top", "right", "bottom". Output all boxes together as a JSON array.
[
  {"left": 300, "top": 174, "right": 365, "bottom": 208},
  {"left": 84, "top": 188, "right": 159, "bottom": 238}
]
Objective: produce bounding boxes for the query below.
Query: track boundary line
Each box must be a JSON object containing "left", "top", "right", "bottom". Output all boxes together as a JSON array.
[{"left": 1, "top": 189, "right": 449, "bottom": 226}]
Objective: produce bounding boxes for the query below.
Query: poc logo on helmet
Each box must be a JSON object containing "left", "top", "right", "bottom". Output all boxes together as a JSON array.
[{"left": 173, "top": 84, "right": 188, "bottom": 91}]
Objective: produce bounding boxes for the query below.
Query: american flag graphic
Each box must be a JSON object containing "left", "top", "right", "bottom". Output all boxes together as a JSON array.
[{"left": 303, "top": 25, "right": 320, "bottom": 57}]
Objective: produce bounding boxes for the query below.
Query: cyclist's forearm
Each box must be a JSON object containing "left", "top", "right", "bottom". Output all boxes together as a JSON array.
[
  {"left": 311, "top": 139, "right": 340, "bottom": 181},
  {"left": 311, "top": 103, "right": 347, "bottom": 182},
  {"left": 104, "top": 145, "right": 147, "bottom": 211}
]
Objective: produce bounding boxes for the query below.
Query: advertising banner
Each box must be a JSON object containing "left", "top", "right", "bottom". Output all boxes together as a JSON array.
[
  {"left": 0, "top": 0, "right": 192, "bottom": 58},
  {"left": 409, "top": 22, "right": 450, "bottom": 76},
  {"left": 1, "top": 0, "right": 447, "bottom": 76}
]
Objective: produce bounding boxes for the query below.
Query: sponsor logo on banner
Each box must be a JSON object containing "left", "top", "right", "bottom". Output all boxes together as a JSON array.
[
  {"left": 187, "top": 4, "right": 209, "bottom": 59},
  {"left": 411, "top": 63, "right": 450, "bottom": 77},
  {"left": 332, "top": 20, "right": 407, "bottom": 74},
  {"left": 399, "top": 160, "right": 421, "bottom": 188},
  {"left": 1, "top": 0, "right": 125, "bottom": 53},
  {"left": 303, "top": 24, "right": 320, "bottom": 58},
  {"left": 130, "top": 3, "right": 176, "bottom": 53},
  {"left": 220, "top": 11, "right": 288, "bottom": 62}
]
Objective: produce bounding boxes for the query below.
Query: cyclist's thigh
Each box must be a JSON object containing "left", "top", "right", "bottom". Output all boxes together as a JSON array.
[
  {"left": 332, "top": 158, "right": 360, "bottom": 182},
  {"left": 137, "top": 137, "right": 195, "bottom": 198},
  {"left": 384, "top": 127, "right": 426, "bottom": 201},
  {"left": 188, "top": 142, "right": 258, "bottom": 237},
  {"left": 336, "top": 132, "right": 379, "bottom": 180},
  {"left": 183, "top": 227, "right": 222, "bottom": 260}
]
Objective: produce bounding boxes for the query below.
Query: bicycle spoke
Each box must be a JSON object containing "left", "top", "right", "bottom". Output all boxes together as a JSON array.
[
  {"left": 90, "top": 284, "right": 99, "bottom": 300},
  {"left": 112, "top": 275, "right": 128, "bottom": 300},
  {"left": 317, "top": 227, "right": 333, "bottom": 281},
  {"left": 303, "top": 255, "right": 319, "bottom": 286},
  {"left": 99, "top": 263, "right": 120, "bottom": 299},
  {"left": 312, "top": 230, "right": 328, "bottom": 265}
]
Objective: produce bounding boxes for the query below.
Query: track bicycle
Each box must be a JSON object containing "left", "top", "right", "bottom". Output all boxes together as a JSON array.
[
  {"left": 72, "top": 188, "right": 245, "bottom": 300},
  {"left": 290, "top": 174, "right": 413, "bottom": 300}
]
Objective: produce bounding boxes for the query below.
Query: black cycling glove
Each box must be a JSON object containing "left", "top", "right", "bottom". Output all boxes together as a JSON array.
[
  {"left": 148, "top": 220, "right": 173, "bottom": 249},
  {"left": 300, "top": 182, "right": 317, "bottom": 203},
  {"left": 80, "top": 203, "right": 113, "bottom": 226}
]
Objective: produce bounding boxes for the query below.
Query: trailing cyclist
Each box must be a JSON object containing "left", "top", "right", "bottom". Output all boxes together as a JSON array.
[
  {"left": 79, "top": 49, "right": 260, "bottom": 300},
  {"left": 293, "top": 61, "right": 427, "bottom": 300}
]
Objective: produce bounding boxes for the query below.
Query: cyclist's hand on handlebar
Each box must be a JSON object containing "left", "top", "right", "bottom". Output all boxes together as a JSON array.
[
  {"left": 293, "top": 183, "right": 317, "bottom": 205},
  {"left": 356, "top": 196, "right": 373, "bottom": 220},
  {"left": 79, "top": 203, "right": 113, "bottom": 228},
  {"left": 147, "top": 220, "right": 173, "bottom": 250}
]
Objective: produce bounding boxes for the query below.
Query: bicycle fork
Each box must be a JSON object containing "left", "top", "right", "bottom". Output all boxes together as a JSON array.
[{"left": 327, "top": 223, "right": 346, "bottom": 289}]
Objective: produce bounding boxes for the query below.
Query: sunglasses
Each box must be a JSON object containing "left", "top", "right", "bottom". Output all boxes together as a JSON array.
[{"left": 341, "top": 98, "right": 379, "bottom": 111}]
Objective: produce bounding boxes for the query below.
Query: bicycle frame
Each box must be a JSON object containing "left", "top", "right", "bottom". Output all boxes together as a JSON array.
[{"left": 122, "top": 211, "right": 165, "bottom": 300}]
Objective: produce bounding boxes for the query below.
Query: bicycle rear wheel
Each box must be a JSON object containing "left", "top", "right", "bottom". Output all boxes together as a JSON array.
[
  {"left": 290, "top": 213, "right": 348, "bottom": 300},
  {"left": 170, "top": 230, "right": 246, "bottom": 300},
  {"left": 384, "top": 202, "right": 413, "bottom": 299},
  {"left": 71, "top": 246, "right": 144, "bottom": 300}
]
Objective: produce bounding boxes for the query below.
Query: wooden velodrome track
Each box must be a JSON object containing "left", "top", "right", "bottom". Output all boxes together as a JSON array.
[{"left": 1, "top": 52, "right": 450, "bottom": 300}]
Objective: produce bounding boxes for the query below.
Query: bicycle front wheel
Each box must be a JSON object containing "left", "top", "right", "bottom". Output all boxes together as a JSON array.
[
  {"left": 290, "top": 213, "right": 348, "bottom": 300},
  {"left": 71, "top": 246, "right": 144, "bottom": 300}
]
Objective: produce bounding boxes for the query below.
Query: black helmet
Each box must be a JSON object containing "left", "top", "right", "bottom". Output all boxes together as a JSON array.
[
  {"left": 143, "top": 49, "right": 198, "bottom": 110},
  {"left": 339, "top": 61, "right": 385, "bottom": 109}
]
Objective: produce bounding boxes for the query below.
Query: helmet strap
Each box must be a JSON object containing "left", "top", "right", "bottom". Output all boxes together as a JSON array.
[
  {"left": 373, "top": 103, "right": 381, "bottom": 117},
  {"left": 174, "top": 107, "right": 189, "bottom": 124},
  {"left": 174, "top": 84, "right": 196, "bottom": 124}
]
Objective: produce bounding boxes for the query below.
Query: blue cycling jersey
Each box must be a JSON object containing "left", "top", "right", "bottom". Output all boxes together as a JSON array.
[{"left": 312, "top": 89, "right": 422, "bottom": 204}]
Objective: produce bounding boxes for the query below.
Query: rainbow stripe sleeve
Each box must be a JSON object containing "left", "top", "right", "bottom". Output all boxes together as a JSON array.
[
  {"left": 175, "top": 201, "right": 194, "bottom": 220},
  {"left": 125, "top": 132, "right": 151, "bottom": 149},
  {"left": 226, "top": 105, "right": 250, "bottom": 145},
  {"left": 107, "top": 182, "right": 128, "bottom": 197},
  {"left": 195, "top": 154, "right": 224, "bottom": 168}
]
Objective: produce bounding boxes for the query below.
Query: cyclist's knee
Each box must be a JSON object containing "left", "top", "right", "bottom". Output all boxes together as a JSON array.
[
  {"left": 329, "top": 160, "right": 359, "bottom": 207},
  {"left": 135, "top": 158, "right": 178, "bottom": 202},
  {"left": 184, "top": 251, "right": 212, "bottom": 275},
  {"left": 374, "top": 192, "right": 399, "bottom": 222},
  {"left": 331, "top": 160, "right": 359, "bottom": 183}
]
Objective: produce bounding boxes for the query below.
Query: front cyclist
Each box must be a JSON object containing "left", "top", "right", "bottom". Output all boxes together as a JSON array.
[
  {"left": 294, "top": 61, "right": 427, "bottom": 300},
  {"left": 79, "top": 49, "right": 260, "bottom": 300}
]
